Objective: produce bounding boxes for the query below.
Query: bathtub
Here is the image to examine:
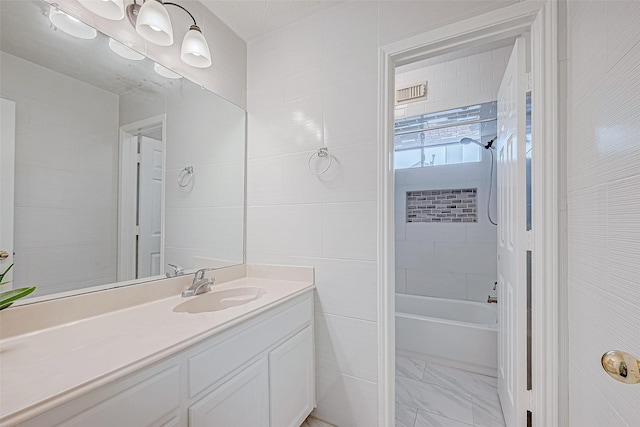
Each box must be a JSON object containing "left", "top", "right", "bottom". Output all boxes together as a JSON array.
[{"left": 395, "top": 293, "right": 497, "bottom": 377}]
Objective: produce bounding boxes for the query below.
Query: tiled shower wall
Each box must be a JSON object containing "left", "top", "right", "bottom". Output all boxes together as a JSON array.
[{"left": 395, "top": 161, "right": 497, "bottom": 303}]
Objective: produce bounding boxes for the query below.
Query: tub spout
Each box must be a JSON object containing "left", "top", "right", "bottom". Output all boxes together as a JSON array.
[{"left": 487, "top": 295, "right": 498, "bottom": 304}]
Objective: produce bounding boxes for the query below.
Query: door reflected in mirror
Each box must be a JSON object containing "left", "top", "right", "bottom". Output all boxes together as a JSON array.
[{"left": 0, "top": 0, "right": 246, "bottom": 301}]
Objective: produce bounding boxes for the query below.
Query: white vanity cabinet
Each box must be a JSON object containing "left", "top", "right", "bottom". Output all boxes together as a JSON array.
[
  {"left": 17, "top": 292, "right": 314, "bottom": 427},
  {"left": 188, "top": 325, "right": 315, "bottom": 427}
]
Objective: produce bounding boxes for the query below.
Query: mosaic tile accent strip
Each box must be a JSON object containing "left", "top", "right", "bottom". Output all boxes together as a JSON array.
[{"left": 406, "top": 188, "right": 477, "bottom": 223}]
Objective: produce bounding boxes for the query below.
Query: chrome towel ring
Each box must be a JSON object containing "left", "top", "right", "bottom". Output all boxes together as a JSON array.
[
  {"left": 178, "top": 166, "right": 194, "bottom": 187},
  {"left": 308, "top": 148, "right": 332, "bottom": 175}
]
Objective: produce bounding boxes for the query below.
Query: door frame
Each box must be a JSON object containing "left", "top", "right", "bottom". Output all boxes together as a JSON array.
[
  {"left": 117, "top": 115, "right": 167, "bottom": 282},
  {"left": 376, "top": 2, "right": 563, "bottom": 426}
]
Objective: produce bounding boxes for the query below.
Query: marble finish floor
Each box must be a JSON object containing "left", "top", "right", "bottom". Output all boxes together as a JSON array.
[{"left": 396, "top": 356, "right": 506, "bottom": 427}]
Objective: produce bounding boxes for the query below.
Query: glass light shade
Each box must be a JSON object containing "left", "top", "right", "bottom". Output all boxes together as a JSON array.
[
  {"left": 77, "top": 0, "right": 125, "bottom": 20},
  {"left": 108, "top": 38, "right": 145, "bottom": 60},
  {"left": 181, "top": 26, "right": 211, "bottom": 68},
  {"left": 153, "top": 62, "right": 182, "bottom": 79},
  {"left": 49, "top": 6, "right": 97, "bottom": 40},
  {"left": 135, "top": 0, "right": 173, "bottom": 46}
]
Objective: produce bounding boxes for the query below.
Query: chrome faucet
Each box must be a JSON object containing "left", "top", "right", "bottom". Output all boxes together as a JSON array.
[
  {"left": 181, "top": 268, "right": 216, "bottom": 297},
  {"left": 166, "top": 263, "right": 185, "bottom": 278}
]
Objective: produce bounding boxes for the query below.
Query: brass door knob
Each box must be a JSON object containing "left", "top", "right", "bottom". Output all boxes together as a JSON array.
[
  {"left": 601, "top": 350, "right": 640, "bottom": 384},
  {"left": 0, "top": 250, "right": 9, "bottom": 260}
]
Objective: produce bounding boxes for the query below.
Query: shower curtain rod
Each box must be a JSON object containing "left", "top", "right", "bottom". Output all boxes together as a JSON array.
[{"left": 395, "top": 117, "right": 497, "bottom": 137}]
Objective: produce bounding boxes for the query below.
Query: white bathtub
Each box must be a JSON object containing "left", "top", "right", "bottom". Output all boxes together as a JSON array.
[{"left": 395, "top": 293, "right": 497, "bottom": 377}]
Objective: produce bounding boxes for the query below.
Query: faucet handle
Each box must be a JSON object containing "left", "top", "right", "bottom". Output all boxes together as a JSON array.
[
  {"left": 167, "top": 264, "right": 185, "bottom": 277},
  {"left": 194, "top": 268, "right": 215, "bottom": 280}
]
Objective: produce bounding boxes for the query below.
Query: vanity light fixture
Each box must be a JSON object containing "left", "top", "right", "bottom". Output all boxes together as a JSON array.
[
  {"left": 180, "top": 24, "right": 211, "bottom": 68},
  {"left": 133, "top": 1, "right": 212, "bottom": 68},
  {"left": 79, "top": 0, "right": 212, "bottom": 68},
  {"left": 76, "top": 0, "right": 212, "bottom": 68},
  {"left": 134, "top": 0, "right": 173, "bottom": 46},
  {"left": 77, "top": 0, "right": 125, "bottom": 21},
  {"left": 49, "top": 4, "right": 97, "bottom": 39},
  {"left": 153, "top": 62, "right": 182, "bottom": 79},
  {"left": 108, "top": 38, "right": 145, "bottom": 60}
]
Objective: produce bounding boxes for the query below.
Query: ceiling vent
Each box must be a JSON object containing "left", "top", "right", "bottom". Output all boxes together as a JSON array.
[{"left": 396, "top": 82, "right": 427, "bottom": 104}]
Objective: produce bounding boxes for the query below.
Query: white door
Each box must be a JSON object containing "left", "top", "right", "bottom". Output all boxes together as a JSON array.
[
  {"left": 564, "top": 1, "right": 640, "bottom": 425},
  {"left": 496, "top": 37, "right": 528, "bottom": 427},
  {"left": 137, "top": 136, "right": 163, "bottom": 278},
  {"left": 0, "top": 98, "right": 16, "bottom": 285}
]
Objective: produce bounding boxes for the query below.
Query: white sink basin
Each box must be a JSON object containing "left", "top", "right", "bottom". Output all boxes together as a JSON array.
[{"left": 173, "top": 287, "right": 267, "bottom": 314}]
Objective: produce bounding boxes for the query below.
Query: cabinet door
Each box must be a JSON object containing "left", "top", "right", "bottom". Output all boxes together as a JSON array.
[
  {"left": 189, "top": 359, "right": 269, "bottom": 427},
  {"left": 269, "top": 326, "right": 315, "bottom": 427}
]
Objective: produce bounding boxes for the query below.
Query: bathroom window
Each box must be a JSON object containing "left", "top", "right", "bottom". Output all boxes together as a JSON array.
[{"left": 394, "top": 101, "right": 497, "bottom": 169}]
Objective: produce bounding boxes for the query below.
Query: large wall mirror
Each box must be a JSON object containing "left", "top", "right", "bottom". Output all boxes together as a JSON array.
[{"left": 0, "top": 0, "right": 246, "bottom": 301}]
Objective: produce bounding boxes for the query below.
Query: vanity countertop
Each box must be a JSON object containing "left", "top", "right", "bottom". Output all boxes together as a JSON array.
[{"left": 0, "top": 267, "right": 314, "bottom": 425}]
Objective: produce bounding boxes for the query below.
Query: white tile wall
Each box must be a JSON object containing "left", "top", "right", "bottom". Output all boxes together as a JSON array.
[
  {"left": 1, "top": 52, "right": 119, "bottom": 295},
  {"left": 322, "top": 202, "right": 377, "bottom": 261},
  {"left": 316, "top": 312, "right": 378, "bottom": 382},
  {"left": 395, "top": 158, "right": 498, "bottom": 302},
  {"left": 246, "top": 1, "right": 519, "bottom": 424},
  {"left": 565, "top": 1, "right": 640, "bottom": 425},
  {"left": 315, "top": 367, "right": 378, "bottom": 427}
]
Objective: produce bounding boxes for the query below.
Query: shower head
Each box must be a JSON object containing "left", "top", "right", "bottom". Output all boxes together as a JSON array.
[{"left": 460, "top": 137, "right": 494, "bottom": 149}]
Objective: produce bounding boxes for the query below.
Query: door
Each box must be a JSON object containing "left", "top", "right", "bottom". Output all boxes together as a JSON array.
[
  {"left": 564, "top": 1, "right": 640, "bottom": 425},
  {"left": 0, "top": 98, "right": 16, "bottom": 285},
  {"left": 496, "top": 37, "right": 528, "bottom": 427},
  {"left": 137, "top": 136, "right": 163, "bottom": 278}
]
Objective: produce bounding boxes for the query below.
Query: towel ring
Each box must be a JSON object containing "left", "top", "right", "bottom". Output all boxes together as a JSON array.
[
  {"left": 178, "top": 166, "right": 194, "bottom": 187},
  {"left": 308, "top": 148, "right": 332, "bottom": 175}
]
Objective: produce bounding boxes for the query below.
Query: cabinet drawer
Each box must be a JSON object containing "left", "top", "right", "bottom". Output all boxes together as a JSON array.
[
  {"left": 61, "top": 366, "right": 180, "bottom": 427},
  {"left": 21, "top": 364, "right": 181, "bottom": 427},
  {"left": 188, "top": 295, "right": 312, "bottom": 398}
]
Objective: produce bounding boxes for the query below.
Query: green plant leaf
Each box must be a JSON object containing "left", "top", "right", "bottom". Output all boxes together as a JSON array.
[
  {"left": 0, "top": 263, "right": 14, "bottom": 285},
  {"left": 0, "top": 286, "right": 36, "bottom": 309},
  {"left": 0, "top": 301, "right": 12, "bottom": 310}
]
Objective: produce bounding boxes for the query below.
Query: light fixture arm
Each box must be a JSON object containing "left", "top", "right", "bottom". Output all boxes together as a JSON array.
[
  {"left": 163, "top": 2, "right": 197, "bottom": 27},
  {"left": 128, "top": 1, "right": 198, "bottom": 29}
]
